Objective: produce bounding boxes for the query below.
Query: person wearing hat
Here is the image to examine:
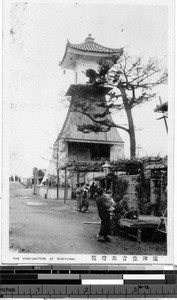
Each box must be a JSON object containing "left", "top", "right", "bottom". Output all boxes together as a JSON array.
[{"left": 95, "top": 188, "right": 112, "bottom": 242}]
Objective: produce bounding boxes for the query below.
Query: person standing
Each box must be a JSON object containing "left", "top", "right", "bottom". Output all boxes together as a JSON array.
[
  {"left": 104, "top": 190, "right": 115, "bottom": 213},
  {"left": 76, "top": 183, "right": 83, "bottom": 212},
  {"left": 111, "top": 196, "right": 129, "bottom": 235},
  {"left": 95, "top": 188, "right": 111, "bottom": 242},
  {"left": 82, "top": 183, "right": 90, "bottom": 213},
  {"left": 89, "top": 182, "right": 97, "bottom": 199}
]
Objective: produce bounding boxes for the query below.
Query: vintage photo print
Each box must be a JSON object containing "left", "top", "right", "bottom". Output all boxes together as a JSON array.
[{"left": 1, "top": 0, "right": 175, "bottom": 264}]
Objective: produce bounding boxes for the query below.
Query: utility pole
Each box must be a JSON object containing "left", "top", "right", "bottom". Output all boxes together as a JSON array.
[
  {"left": 56, "top": 141, "right": 59, "bottom": 199},
  {"left": 136, "top": 145, "right": 142, "bottom": 158},
  {"left": 33, "top": 167, "right": 38, "bottom": 195},
  {"left": 64, "top": 168, "right": 67, "bottom": 204},
  {"left": 159, "top": 96, "right": 168, "bottom": 134}
]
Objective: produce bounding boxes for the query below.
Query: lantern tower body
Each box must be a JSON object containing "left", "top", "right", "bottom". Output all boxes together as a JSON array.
[
  {"left": 57, "top": 35, "right": 125, "bottom": 165},
  {"left": 43, "top": 35, "right": 125, "bottom": 190}
]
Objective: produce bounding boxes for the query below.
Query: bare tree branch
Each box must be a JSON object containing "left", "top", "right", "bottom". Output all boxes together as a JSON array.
[
  {"left": 70, "top": 106, "right": 129, "bottom": 133},
  {"left": 70, "top": 51, "right": 167, "bottom": 158}
]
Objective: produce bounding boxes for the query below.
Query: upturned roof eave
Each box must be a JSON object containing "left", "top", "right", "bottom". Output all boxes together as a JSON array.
[
  {"left": 59, "top": 43, "right": 70, "bottom": 68},
  {"left": 59, "top": 47, "right": 119, "bottom": 69},
  {"left": 59, "top": 40, "right": 123, "bottom": 69},
  {"left": 69, "top": 40, "right": 123, "bottom": 53}
]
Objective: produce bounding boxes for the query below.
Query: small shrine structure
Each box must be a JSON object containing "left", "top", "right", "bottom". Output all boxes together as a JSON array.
[{"left": 154, "top": 99, "right": 168, "bottom": 133}]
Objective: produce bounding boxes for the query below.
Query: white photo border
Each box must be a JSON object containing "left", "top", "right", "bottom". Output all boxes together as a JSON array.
[{"left": 1, "top": 0, "right": 175, "bottom": 265}]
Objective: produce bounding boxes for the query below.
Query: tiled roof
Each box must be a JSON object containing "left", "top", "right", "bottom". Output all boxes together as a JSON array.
[
  {"left": 60, "top": 35, "right": 123, "bottom": 69},
  {"left": 67, "top": 34, "right": 123, "bottom": 54},
  {"left": 145, "top": 162, "right": 167, "bottom": 170}
]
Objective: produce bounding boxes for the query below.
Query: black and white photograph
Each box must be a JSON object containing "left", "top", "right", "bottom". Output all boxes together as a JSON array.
[{"left": 2, "top": 0, "right": 175, "bottom": 264}]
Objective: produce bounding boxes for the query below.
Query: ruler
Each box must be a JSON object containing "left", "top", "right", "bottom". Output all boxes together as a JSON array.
[
  {"left": 1, "top": 284, "right": 177, "bottom": 298},
  {"left": 1, "top": 266, "right": 177, "bottom": 298}
]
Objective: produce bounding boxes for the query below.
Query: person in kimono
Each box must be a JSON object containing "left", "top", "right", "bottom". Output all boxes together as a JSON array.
[{"left": 95, "top": 188, "right": 111, "bottom": 242}]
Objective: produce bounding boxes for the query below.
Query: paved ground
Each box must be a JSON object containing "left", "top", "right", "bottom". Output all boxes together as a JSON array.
[{"left": 9, "top": 182, "right": 167, "bottom": 255}]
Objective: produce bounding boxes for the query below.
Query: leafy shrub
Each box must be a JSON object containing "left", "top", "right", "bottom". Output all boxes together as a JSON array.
[
  {"left": 113, "top": 178, "right": 128, "bottom": 203},
  {"left": 135, "top": 172, "right": 167, "bottom": 216},
  {"left": 157, "top": 171, "right": 167, "bottom": 216},
  {"left": 136, "top": 179, "right": 151, "bottom": 215}
]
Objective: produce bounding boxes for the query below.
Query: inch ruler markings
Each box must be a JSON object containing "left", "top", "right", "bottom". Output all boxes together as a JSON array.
[
  {"left": 1, "top": 284, "right": 177, "bottom": 297},
  {"left": 0, "top": 266, "right": 177, "bottom": 298}
]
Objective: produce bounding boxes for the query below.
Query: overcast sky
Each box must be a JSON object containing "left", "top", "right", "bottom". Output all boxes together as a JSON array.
[{"left": 6, "top": 0, "right": 171, "bottom": 177}]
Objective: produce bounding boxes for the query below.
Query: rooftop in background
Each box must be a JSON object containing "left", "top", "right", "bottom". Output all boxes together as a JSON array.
[
  {"left": 59, "top": 34, "right": 123, "bottom": 70},
  {"left": 39, "top": 168, "right": 47, "bottom": 174},
  {"left": 154, "top": 102, "right": 168, "bottom": 113}
]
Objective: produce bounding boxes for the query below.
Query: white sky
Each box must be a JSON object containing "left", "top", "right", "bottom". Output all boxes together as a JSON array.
[{"left": 6, "top": 0, "right": 171, "bottom": 177}]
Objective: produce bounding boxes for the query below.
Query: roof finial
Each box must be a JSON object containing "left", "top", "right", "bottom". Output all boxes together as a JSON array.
[{"left": 85, "top": 34, "right": 94, "bottom": 42}]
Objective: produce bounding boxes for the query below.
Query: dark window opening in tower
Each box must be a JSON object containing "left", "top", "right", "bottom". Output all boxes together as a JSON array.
[
  {"left": 68, "top": 142, "right": 110, "bottom": 161},
  {"left": 90, "top": 143, "right": 110, "bottom": 160}
]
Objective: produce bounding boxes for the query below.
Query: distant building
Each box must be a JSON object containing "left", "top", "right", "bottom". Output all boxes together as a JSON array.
[
  {"left": 38, "top": 169, "right": 47, "bottom": 184},
  {"left": 154, "top": 101, "right": 168, "bottom": 133}
]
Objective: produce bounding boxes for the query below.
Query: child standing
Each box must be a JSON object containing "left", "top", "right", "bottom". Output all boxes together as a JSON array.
[{"left": 82, "top": 183, "right": 90, "bottom": 213}]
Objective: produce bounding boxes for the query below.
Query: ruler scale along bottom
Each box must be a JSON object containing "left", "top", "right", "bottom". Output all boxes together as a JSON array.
[
  {"left": 1, "top": 284, "right": 177, "bottom": 298},
  {"left": 1, "top": 266, "right": 177, "bottom": 298}
]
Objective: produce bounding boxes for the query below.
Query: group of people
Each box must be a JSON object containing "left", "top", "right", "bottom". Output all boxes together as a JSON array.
[
  {"left": 75, "top": 183, "right": 90, "bottom": 213},
  {"left": 75, "top": 182, "right": 97, "bottom": 213},
  {"left": 96, "top": 189, "right": 129, "bottom": 242},
  {"left": 75, "top": 182, "right": 129, "bottom": 243}
]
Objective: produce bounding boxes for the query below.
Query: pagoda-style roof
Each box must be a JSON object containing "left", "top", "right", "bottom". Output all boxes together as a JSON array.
[
  {"left": 60, "top": 34, "right": 123, "bottom": 69},
  {"left": 68, "top": 35, "right": 122, "bottom": 53}
]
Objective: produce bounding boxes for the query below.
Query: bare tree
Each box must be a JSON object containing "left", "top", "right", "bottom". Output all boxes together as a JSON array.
[{"left": 72, "top": 53, "right": 167, "bottom": 158}]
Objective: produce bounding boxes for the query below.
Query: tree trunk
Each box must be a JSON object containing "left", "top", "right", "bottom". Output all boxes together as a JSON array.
[
  {"left": 120, "top": 87, "right": 136, "bottom": 159},
  {"left": 126, "top": 108, "right": 136, "bottom": 159}
]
